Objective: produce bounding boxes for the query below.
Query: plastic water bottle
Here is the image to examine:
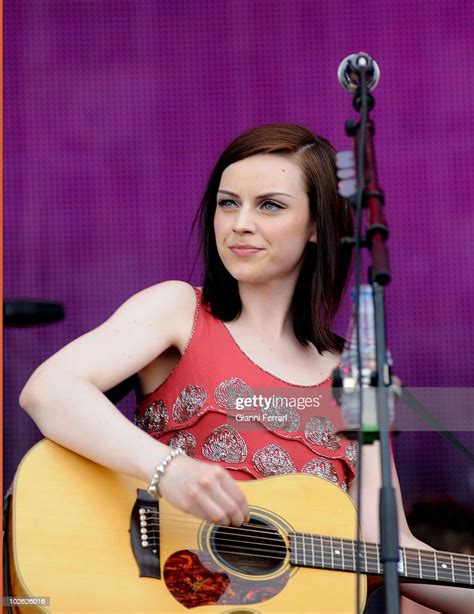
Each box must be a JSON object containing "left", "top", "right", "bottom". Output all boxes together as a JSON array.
[{"left": 334, "top": 285, "right": 394, "bottom": 442}]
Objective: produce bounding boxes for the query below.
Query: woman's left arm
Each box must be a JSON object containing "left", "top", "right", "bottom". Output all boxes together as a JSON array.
[{"left": 349, "top": 440, "right": 473, "bottom": 614}]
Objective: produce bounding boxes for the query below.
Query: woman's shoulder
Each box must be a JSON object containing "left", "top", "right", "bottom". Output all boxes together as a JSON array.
[
  {"left": 124, "top": 280, "right": 198, "bottom": 310},
  {"left": 114, "top": 280, "right": 199, "bottom": 345}
]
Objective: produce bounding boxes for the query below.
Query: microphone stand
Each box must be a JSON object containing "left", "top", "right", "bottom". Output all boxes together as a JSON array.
[{"left": 344, "top": 54, "right": 400, "bottom": 614}]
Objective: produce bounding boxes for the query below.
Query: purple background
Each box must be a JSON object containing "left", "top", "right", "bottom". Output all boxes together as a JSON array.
[{"left": 4, "top": 1, "right": 474, "bottom": 506}]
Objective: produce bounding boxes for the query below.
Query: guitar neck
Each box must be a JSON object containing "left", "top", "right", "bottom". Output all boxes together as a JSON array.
[{"left": 289, "top": 532, "right": 473, "bottom": 588}]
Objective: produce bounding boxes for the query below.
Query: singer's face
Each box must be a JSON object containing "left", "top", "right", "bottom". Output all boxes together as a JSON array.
[{"left": 214, "top": 153, "right": 316, "bottom": 286}]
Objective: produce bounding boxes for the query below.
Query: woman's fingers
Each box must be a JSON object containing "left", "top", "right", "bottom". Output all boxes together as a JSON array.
[
  {"left": 199, "top": 478, "right": 245, "bottom": 526},
  {"left": 218, "top": 470, "right": 250, "bottom": 524},
  {"left": 195, "top": 466, "right": 248, "bottom": 526},
  {"left": 158, "top": 456, "right": 249, "bottom": 526}
]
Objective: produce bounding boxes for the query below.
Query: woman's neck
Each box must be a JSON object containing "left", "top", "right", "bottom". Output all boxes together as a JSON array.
[{"left": 236, "top": 281, "right": 297, "bottom": 341}]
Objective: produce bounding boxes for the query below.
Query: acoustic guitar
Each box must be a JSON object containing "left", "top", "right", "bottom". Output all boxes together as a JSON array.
[{"left": 7, "top": 440, "right": 473, "bottom": 613}]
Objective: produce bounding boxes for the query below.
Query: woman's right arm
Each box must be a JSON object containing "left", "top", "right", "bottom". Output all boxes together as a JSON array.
[{"left": 19, "top": 280, "right": 249, "bottom": 526}]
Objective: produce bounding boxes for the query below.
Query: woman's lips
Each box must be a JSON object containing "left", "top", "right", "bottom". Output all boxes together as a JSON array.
[{"left": 229, "top": 246, "right": 264, "bottom": 257}]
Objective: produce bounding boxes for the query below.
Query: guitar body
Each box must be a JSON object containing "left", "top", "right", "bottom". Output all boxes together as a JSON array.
[{"left": 9, "top": 440, "right": 366, "bottom": 613}]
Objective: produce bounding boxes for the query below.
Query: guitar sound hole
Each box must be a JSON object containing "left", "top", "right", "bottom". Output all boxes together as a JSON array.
[{"left": 211, "top": 517, "right": 286, "bottom": 575}]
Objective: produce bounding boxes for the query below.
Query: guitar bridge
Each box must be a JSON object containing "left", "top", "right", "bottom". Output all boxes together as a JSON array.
[{"left": 129, "top": 489, "right": 161, "bottom": 579}]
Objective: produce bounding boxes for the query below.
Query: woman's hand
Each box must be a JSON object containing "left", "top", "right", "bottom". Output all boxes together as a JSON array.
[{"left": 158, "top": 455, "right": 250, "bottom": 527}]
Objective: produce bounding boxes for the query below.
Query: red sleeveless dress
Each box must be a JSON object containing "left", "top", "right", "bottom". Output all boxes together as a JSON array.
[{"left": 134, "top": 287, "right": 357, "bottom": 490}]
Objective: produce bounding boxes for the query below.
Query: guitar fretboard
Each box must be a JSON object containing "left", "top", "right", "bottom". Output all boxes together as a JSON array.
[{"left": 289, "top": 532, "right": 473, "bottom": 588}]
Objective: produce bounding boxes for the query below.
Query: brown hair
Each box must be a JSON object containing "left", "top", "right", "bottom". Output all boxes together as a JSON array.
[{"left": 195, "top": 123, "right": 353, "bottom": 353}]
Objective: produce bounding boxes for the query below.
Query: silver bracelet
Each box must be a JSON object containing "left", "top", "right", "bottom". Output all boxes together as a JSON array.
[{"left": 147, "top": 447, "right": 186, "bottom": 499}]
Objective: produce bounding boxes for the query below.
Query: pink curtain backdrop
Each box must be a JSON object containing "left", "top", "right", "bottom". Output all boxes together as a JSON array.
[{"left": 5, "top": 1, "right": 474, "bottom": 504}]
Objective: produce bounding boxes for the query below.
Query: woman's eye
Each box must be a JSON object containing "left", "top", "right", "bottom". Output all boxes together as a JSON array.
[
  {"left": 218, "top": 199, "right": 238, "bottom": 209},
  {"left": 260, "top": 200, "right": 282, "bottom": 211}
]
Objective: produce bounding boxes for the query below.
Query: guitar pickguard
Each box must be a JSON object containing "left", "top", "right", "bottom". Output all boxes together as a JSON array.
[{"left": 163, "top": 549, "right": 289, "bottom": 609}]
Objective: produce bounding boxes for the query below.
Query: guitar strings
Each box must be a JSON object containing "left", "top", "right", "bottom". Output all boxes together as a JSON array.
[
  {"left": 140, "top": 513, "right": 364, "bottom": 546},
  {"left": 140, "top": 511, "right": 474, "bottom": 562},
  {"left": 133, "top": 513, "right": 473, "bottom": 577},
  {"left": 139, "top": 511, "right": 474, "bottom": 567},
  {"left": 135, "top": 537, "right": 474, "bottom": 583},
  {"left": 132, "top": 534, "right": 473, "bottom": 581},
  {"left": 141, "top": 538, "right": 471, "bottom": 581},
  {"left": 143, "top": 531, "right": 373, "bottom": 567},
  {"left": 142, "top": 526, "right": 473, "bottom": 575}
]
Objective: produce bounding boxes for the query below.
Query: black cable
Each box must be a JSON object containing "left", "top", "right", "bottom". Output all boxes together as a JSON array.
[{"left": 400, "top": 386, "right": 474, "bottom": 464}]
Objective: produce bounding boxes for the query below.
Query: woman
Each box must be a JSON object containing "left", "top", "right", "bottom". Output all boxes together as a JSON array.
[{"left": 20, "top": 124, "right": 472, "bottom": 612}]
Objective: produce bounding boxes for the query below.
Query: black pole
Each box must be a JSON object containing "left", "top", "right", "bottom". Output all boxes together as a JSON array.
[{"left": 345, "top": 53, "right": 400, "bottom": 614}]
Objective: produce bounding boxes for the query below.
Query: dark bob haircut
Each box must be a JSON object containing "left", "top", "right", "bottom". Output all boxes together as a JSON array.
[{"left": 196, "top": 123, "right": 353, "bottom": 353}]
